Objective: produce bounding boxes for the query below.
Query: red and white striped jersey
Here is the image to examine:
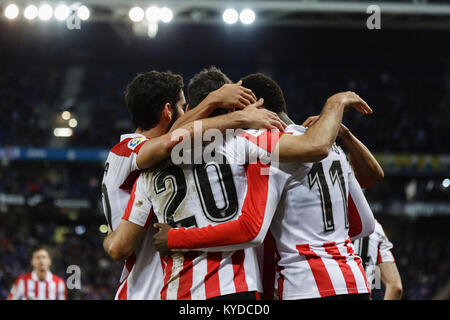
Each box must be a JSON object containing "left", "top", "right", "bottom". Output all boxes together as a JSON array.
[
  {"left": 102, "top": 133, "right": 163, "bottom": 300},
  {"left": 353, "top": 220, "right": 395, "bottom": 288},
  {"left": 125, "top": 129, "right": 288, "bottom": 300},
  {"left": 8, "top": 271, "right": 66, "bottom": 300},
  {"left": 269, "top": 124, "right": 374, "bottom": 300}
]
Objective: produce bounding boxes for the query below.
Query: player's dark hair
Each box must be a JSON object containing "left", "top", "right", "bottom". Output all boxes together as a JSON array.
[
  {"left": 187, "top": 66, "right": 232, "bottom": 116},
  {"left": 31, "top": 245, "right": 50, "bottom": 257},
  {"left": 241, "top": 73, "right": 287, "bottom": 114},
  {"left": 125, "top": 70, "right": 184, "bottom": 130}
]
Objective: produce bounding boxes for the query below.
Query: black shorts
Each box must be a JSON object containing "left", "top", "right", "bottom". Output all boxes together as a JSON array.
[{"left": 207, "top": 291, "right": 261, "bottom": 301}]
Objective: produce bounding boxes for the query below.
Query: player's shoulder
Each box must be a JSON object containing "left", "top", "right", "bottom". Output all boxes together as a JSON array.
[
  {"left": 110, "top": 134, "right": 148, "bottom": 157},
  {"left": 16, "top": 273, "right": 31, "bottom": 281}
]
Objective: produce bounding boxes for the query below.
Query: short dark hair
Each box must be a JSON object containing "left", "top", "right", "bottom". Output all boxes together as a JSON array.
[
  {"left": 187, "top": 66, "right": 232, "bottom": 114},
  {"left": 125, "top": 71, "right": 184, "bottom": 130},
  {"left": 241, "top": 73, "right": 287, "bottom": 114},
  {"left": 31, "top": 246, "right": 50, "bottom": 257}
]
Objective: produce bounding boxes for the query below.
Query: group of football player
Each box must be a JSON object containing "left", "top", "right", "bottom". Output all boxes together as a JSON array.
[{"left": 101, "top": 67, "right": 403, "bottom": 301}]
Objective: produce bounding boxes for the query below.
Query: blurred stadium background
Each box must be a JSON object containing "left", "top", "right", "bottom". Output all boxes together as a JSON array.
[{"left": 0, "top": 0, "right": 449, "bottom": 300}]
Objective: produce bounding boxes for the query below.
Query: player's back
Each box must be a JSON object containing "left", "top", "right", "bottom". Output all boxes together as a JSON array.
[
  {"left": 101, "top": 133, "right": 163, "bottom": 300},
  {"left": 270, "top": 124, "right": 369, "bottom": 299},
  {"left": 132, "top": 129, "right": 287, "bottom": 299}
]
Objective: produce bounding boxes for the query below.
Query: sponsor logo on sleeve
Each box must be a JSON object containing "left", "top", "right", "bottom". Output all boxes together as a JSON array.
[{"left": 128, "top": 137, "right": 145, "bottom": 150}]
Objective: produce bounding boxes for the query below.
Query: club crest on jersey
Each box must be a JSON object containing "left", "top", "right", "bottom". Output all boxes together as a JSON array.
[{"left": 128, "top": 137, "right": 145, "bottom": 150}]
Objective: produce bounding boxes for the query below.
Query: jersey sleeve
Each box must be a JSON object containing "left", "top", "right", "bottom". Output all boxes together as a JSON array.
[
  {"left": 122, "top": 174, "right": 154, "bottom": 229},
  {"left": 8, "top": 277, "right": 24, "bottom": 300},
  {"left": 347, "top": 167, "right": 375, "bottom": 241},
  {"left": 376, "top": 223, "right": 395, "bottom": 264}
]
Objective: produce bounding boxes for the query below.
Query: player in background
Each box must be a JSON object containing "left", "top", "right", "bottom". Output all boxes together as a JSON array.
[
  {"left": 353, "top": 220, "right": 403, "bottom": 300},
  {"left": 8, "top": 246, "right": 66, "bottom": 300},
  {"left": 125, "top": 68, "right": 372, "bottom": 300},
  {"left": 153, "top": 73, "right": 377, "bottom": 300},
  {"left": 102, "top": 70, "right": 284, "bottom": 299}
]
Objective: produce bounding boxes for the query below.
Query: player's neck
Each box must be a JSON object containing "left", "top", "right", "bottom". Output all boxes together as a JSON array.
[
  {"left": 135, "top": 124, "right": 168, "bottom": 139},
  {"left": 35, "top": 270, "right": 47, "bottom": 281}
]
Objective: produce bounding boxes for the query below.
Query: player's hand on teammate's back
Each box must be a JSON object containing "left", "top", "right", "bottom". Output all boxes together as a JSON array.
[
  {"left": 242, "top": 98, "right": 286, "bottom": 131},
  {"left": 209, "top": 80, "right": 257, "bottom": 109},
  {"left": 153, "top": 223, "right": 173, "bottom": 256},
  {"left": 327, "top": 91, "right": 373, "bottom": 114}
]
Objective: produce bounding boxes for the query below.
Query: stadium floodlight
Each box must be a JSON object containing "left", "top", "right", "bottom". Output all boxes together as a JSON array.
[
  {"left": 160, "top": 7, "right": 173, "bottom": 23},
  {"left": 4, "top": 4, "right": 19, "bottom": 20},
  {"left": 99, "top": 224, "right": 108, "bottom": 233},
  {"left": 24, "top": 5, "right": 38, "bottom": 20},
  {"left": 38, "top": 4, "right": 53, "bottom": 21},
  {"left": 442, "top": 178, "right": 450, "bottom": 188},
  {"left": 61, "top": 111, "right": 71, "bottom": 120},
  {"left": 54, "top": 127, "right": 73, "bottom": 137},
  {"left": 77, "top": 5, "right": 89, "bottom": 21},
  {"left": 223, "top": 8, "right": 238, "bottom": 24},
  {"left": 54, "top": 4, "right": 70, "bottom": 21},
  {"left": 129, "top": 6, "right": 144, "bottom": 22},
  {"left": 240, "top": 9, "right": 255, "bottom": 25},
  {"left": 68, "top": 118, "right": 78, "bottom": 128},
  {"left": 146, "top": 6, "right": 160, "bottom": 22}
]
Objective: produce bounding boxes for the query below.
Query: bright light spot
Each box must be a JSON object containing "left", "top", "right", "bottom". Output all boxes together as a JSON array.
[
  {"left": 129, "top": 6, "right": 144, "bottom": 22},
  {"left": 240, "top": 9, "right": 255, "bottom": 25},
  {"left": 99, "top": 224, "right": 108, "bottom": 233},
  {"left": 148, "top": 22, "right": 158, "bottom": 38},
  {"left": 223, "top": 8, "right": 238, "bottom": 24},
  {"left": 77, "top": 5, "right": 89, "bottom": 21},
  {"left": 54, "top": 4, "right": 70, "bottom": 21},
  {"left": 24, "top": 5, "right": 38, "bottom": 20},
  {"left": 75, "top": 225, "right": 86, "bottom": 235},
  {"left": 68, "top": 118, "right": 78, "bottom": 128},
  {"left": 146, "top": 6, "right": 160, "bottom": 22},
  {"left": 53, "top": 127, "right": 73, "bottom": 137},
  {"left": 442, "top": 178, "right": 450, "bottom": 188},
  {"left": 38, "top": 4, "right": 53, "bottom": 21},
  {"left": 160, "top": 7, "right": 173, "bottom": 23},
  {"left": 61, "top": 111, "right": 71, "bottom": 120},
  {"left": 5, "top": 4, "right": 19, "bottom": 19}
]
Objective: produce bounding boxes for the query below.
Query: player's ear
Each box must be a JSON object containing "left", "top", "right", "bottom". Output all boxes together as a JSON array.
[{"left": 162, "top": 103, "right": 172, "bottom": 121}]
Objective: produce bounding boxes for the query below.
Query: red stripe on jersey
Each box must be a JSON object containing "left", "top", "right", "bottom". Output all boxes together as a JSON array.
[
  {"left": 177, "top": 252, "right": 198, "bottom": 300},
  {"left": 297, "top": 244, "right": 336, "bottom": 297},
  {"left": 117, "top": 280, "right": 128, "bottom": 300},
  {"left": 345, "top": 241, "right": 370, "bottom": 292},
  {"left": 237, "top": 130, "right": 285, "bottom": 153},
  {"left": 34, "top": 281, "right": 38, "bottom": 299},
  {"left": 24, "top": 275, "right": 29, "bottom": 299},
  {"left": 122, "top": 178, "right": 138, "bottom": 221},
  {"left": 119, "top": 170, "right": 141, "bottom": 191},
  {"left": 262, "top": 231, "right": 277, "bottom": 300},
  {"left": 231, "top": 250, "right": 248, "bottom": 292},
  {"left": 204, "top": 252, "right": 222, "bottom": 299},
  {"left": 111, "top": 137, "right": 147, "bottom": 158},
  {"left": 167, "top": 162, "right": 270, "bottom": 250},
  {"left": 274, "top": 243, "right": 285, "bottom": 300},
  {"left": 323, "top": 242, "right": 358, "bottom": 294},
  {"left": 45, "top": 282, "right": 49, "bottom": 300},
  {"left": 125, "top": 253, "right": 137, "bottom": 272},
  {"left": 347, "top": 194, "right": 362, "bottom": 238},
  {"left": 161, "top": 256, "right": 173, "bottom": 300}
]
